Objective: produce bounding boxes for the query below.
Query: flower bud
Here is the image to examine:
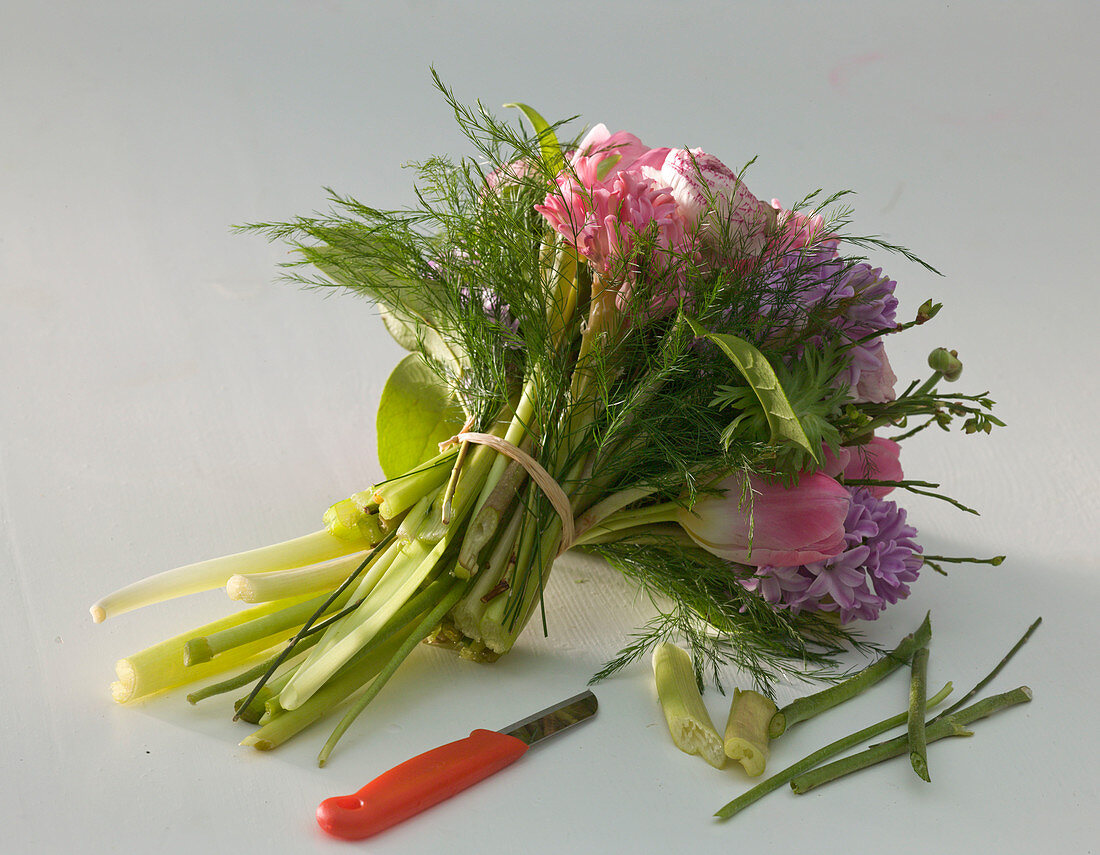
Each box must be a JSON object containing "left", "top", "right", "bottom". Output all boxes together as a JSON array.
[{"left": 927, "top": 348, "right": 963, "bottom": 381}]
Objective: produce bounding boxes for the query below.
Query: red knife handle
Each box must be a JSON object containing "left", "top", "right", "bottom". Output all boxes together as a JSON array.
[{"left": 316, "top": 728, "right": 529, "bottom": 840}]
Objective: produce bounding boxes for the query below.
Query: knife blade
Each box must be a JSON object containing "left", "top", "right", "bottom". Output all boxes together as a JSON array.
[{"left": 316, "top": 689, "right": 598, "bottom": 840}]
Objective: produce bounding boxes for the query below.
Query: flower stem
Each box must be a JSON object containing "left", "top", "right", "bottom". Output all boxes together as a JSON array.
[
  {"left": 186, "top": 633, "right": 322, "bottom": 704},
  {"left": 89, "top": 529, "right": 367, "bottom": 623},
  {"left": 316, "top": 578, "right": 470, "bottom": 766},
  {"left": 225, "top": 549, "right": 373, "bottom": 603},
  {"left": 183, "top": 591, "right": 340, "bottom": 666},
  {"left": 714, "top": 682, "right": 953, "bottom": 820},
  {"left": 788, "top": 686, "right": 1032, "bottom": 794},
  {"left": 907, "top": 647, "right": 931, "bottom": 782},
  {"left": 769, "top": 612, "right": 932, "bottom": 738}
]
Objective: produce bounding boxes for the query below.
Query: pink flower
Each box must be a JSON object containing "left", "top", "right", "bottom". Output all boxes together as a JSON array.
[
  {"left": 821, "top": 436, "right": 903, "bottom": 498},
  {"left": 535, "top": 125, "right": 689, "bottom": 316},
  {"left": 677, "top": 471, "right": 850, "bottom": 567},
  {"left": 644, "top": 149, "right": 776, "bottom": 257},
  {"left": 571, "top": 124, "right": 669, "bottom": 179},
  {"left": 770, "top": 200, "right": 839, "bottom": 255},
  {"left": 852, "top": 346, "right": 897, "bottom": 403},
  {"left": 536, "top": 160, "right": 686, "bottom": 279}
]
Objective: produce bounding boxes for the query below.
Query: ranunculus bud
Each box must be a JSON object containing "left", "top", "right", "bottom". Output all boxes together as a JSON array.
[
  {"left": 927, "top": 347, "right": 963, "bottom": 381},
  {"left": 647, "top": 149, "right": 776, "bottom": 257}
]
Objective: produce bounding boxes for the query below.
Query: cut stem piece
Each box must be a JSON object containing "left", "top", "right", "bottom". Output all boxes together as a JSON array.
[
  {"left": 714, "top": 682, "right": 952, "bottom": 820},
  {"left": 723, "top": 689, "right": 777, "bottom": 777},
  {"left": 653, "top": 642, "right": 726, "bottom": 769}
]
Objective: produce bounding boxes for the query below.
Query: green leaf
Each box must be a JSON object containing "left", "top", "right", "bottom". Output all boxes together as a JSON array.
[
  {"left": 686, "top": 316, "right": 820, "bottom": 463},
  {"left": 376, "top": 354, "right": 466, "bottom": 480},
  {"left": 504, "top": 102, "right": 564, "bottom": 174}
]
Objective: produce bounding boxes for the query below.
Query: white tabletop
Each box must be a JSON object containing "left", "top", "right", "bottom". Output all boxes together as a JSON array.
[{"left": 3, "top": 2, "right": 1098, "bottom": 852}]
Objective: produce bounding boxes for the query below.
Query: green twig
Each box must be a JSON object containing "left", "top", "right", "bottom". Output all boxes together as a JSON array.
[
  {"left": 715, "top": 682, "right": 953, "bottom": 820},
  {"left": 769, "top": 612, "right": 931, "bottom": 738},
  {"left": 789, "top": 686, "right": 1032, "bottom": 793},
  {"left": 936, "top": 617, "right": 1041, "bottom": 719}
]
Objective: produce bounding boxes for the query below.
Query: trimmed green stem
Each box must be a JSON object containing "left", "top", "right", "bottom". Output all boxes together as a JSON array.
[
  {"left": 316, "top": 579, "right": 471, "bottom": 766},
  {"left": 789, "top": 687, "right": 1032, "bottom": 794},
  {"left": 907, "top": 647, "right": 931, "bottom": 782},
  {"left": 769, "top": 612, "right": 932, "bottom": 738},
  {"left": 89, "top": 529, "right": 367, "bottom": 623},
  {"left": 186, "top": 633, "right": 322, "bottom": 705},
  {"left": 225, "top": 549, "right": 372, "bottom": 603},
  {"left": 715, "top": 682, "right": 953, "bottom": 820},
  {"left": 183, "top": 591, "right": 341, "bottom": 666}
]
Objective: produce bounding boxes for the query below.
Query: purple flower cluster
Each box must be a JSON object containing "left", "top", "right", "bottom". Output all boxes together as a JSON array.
[
  {"left": 738, "top": 487, "right": 922, "bottom": 622},
  {"left": 763, "top": 215, "right": 900, "bottom": 402}
]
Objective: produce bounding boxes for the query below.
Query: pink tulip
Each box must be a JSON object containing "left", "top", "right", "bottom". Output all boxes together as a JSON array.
[
  {"left": 677, "top": 471, "right": 850, "bottom": 567},
  {"left": 821, "top": 437, "right": 903, "bottom": 498}
]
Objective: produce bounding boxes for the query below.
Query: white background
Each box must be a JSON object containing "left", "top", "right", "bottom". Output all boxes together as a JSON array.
[{"left": 3, "top": 2, "right": 1098, "bottom": 852}]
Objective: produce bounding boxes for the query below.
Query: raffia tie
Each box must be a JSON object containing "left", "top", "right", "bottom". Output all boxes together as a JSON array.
[{"left": 441, "top": 431, "right": 576, "bottom": 555}]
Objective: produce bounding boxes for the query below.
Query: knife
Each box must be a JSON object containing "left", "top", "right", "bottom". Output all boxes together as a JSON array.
[{"left": 316, "top": 689, "right": 598, "bottom": 840}]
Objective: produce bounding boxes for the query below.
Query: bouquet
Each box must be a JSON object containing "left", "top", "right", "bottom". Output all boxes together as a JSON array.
[{"left": 91, "top": 80, "right": 1002, "bottom": 765}]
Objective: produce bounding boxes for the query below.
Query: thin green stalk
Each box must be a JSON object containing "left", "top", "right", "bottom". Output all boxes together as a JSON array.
[
  {"left": 316, "top": 579, "right": 471, "bottom": 766},
  {"left": 225, "top": 549, "right": 372, "bottom": 603},
  {"left": 187, "top": 633, "right": 322, "bottom": 704},
  {"left": 231, "top": 529, "right": 397, "bottom": 720},
  {"left": 789, "top": 686, "right": 1032, "bottom": 794},
  {"left": 572, "top": 484, "right": 660, "bottom": 544},
  {"left": 89, "top": 529, "right": 368, "bottom": 623},
  {"left": 937, "top": 616, "right": 1041, "bottom": 719},
  {"left": 183, "top": 591, "right": 343, "bottom": 665},
  {"left": 907, "top": 647, "right": 930, "bottom": 782},
  {"left": 769, "top": 612, "right": 932, "bottom": 738},
  {"left": 240, "top": 629, "right": 410, "bottom": 751},
  {"left": 573, "top": 501, "right": 680, "bottom": 545},
  {"left": 574, "top": 523, "right": 695, "bottom": 548},
  {"left": 715, "top": 682, "right": 953, "bottom": 820}
]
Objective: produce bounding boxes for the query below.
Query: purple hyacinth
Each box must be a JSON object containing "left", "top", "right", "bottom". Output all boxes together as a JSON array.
[
  {"left": 739, "top": 487, "right": 922, "bottom": 623},
  {"left": 763, "top": 246, "right": 899, "bottom": 398}
]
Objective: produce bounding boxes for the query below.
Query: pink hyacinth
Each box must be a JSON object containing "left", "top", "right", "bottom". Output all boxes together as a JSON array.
[
  {"left": 770, "top": 200, "right": 839, "bottom": 256},
  {"left": 535, "top": 129, "right": 686, "bottom": 284},
  {"left": 677, "top": 471, "right": 850, "bottom": 567}
]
